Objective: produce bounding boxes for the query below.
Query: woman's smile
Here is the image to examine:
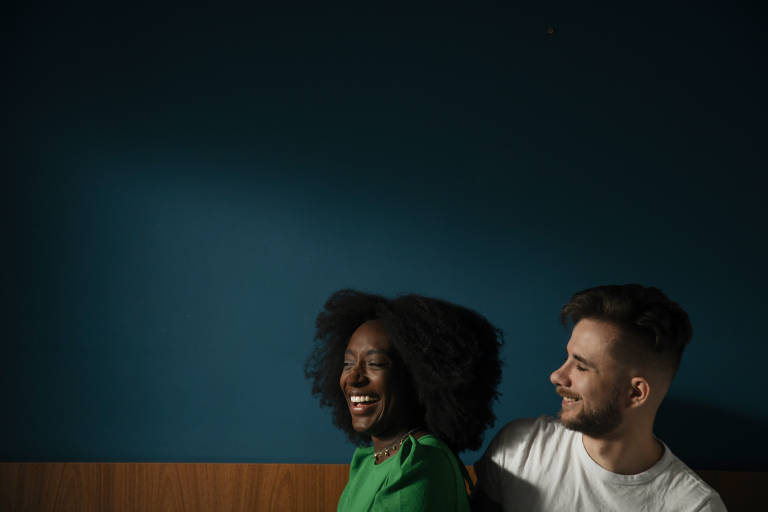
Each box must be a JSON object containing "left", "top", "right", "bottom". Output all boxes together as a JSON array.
[{"left": 348, "top": 393, "right": 381, "bottom": 414}]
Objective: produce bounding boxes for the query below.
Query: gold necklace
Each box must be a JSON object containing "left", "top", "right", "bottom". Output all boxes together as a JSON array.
[{"left": 373, "top": 429, "right": 419, "bottom": 462}]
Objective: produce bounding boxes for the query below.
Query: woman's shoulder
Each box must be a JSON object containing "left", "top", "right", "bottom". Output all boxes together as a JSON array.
[
  {"left": 412, "top": 432, "right": 441, "bottom": 444},
  {"left": 400, "top": 434, "right": 460, "bottom": 474},
  {"left": 410, "top": 433, "right": 451, "bottom": 452},
  {"left": 393, "top": 434, "right": 470, "bottom": 510}
]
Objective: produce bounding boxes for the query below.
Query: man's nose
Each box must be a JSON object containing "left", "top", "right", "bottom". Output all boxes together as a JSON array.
[{"left": 550, "top": 363, "right": 569, "bottom": 387}]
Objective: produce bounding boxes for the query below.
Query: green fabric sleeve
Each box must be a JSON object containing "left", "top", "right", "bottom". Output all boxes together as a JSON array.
[{"left": 370, "top": 437, "right": 469, "bottom": 511}]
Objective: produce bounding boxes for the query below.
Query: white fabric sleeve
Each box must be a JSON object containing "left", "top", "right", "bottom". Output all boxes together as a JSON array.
[
  {"left": 473, "top": 432, "right": 504, "bottom": 504},
  {"left": 695, "top": 495, "right": 728, "bottom": 512}
]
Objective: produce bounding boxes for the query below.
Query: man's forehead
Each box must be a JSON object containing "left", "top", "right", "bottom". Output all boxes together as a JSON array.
[
  {"left": 571, "top": 318, "right": 621, "bottom": 342},
  {"left": 567, "top": 319, "right": 622, "bottom": 362}
]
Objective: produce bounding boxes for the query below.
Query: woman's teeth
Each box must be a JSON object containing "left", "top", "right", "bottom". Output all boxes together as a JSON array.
[{"left": 351, "top": 395, "right": 378, "bottom": 403}]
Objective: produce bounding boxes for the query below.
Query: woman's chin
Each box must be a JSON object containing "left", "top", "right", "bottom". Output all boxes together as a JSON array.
[{"left": 350, "top": 418, "right": 374, "bottom": 435}]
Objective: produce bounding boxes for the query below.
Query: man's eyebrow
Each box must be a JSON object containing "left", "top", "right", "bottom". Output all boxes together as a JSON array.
[{"left": 573, "top": 354, "right": 595, "bottom": 368}]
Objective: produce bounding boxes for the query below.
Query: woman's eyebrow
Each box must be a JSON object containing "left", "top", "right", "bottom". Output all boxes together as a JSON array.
[{"left": 343, "top": 349, "right": 390, "bottom": 356}]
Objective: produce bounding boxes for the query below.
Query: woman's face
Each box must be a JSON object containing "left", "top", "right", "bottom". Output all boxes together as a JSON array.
[{"left": 339, "top": 320, "right": 411, "bottom": 437}]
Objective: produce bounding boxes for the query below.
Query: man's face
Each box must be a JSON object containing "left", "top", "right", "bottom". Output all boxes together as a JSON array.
[{"left": 550, "top": 318, "right": 628, "bottom": 438}]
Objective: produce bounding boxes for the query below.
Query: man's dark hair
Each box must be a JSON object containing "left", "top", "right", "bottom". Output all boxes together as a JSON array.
[
  {"left": 560, "top": 284, "right": 692, "bottom": 376},
  {"left": 305, "top": 289, "right": 504, "bottom": 453}
]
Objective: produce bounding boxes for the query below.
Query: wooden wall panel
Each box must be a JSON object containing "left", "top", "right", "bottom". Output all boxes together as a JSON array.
[
  {"left": 0, "top": 463, "right": 349, "bottom": 512},
  {"left": 0, "top": 463, "right": 764, "bottom": 512}
]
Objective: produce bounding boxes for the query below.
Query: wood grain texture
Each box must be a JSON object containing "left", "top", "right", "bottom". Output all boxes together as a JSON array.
[
  {"left": 0, "top": 463, "right": 349, "bottom": 512},
  {"left": 0, "top": 463, "right": 764, "bottom": 512}
]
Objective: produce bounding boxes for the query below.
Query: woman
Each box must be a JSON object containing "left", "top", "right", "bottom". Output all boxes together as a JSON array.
[{"left": 305, "top": 289, "right": 503, "bottom": 511}]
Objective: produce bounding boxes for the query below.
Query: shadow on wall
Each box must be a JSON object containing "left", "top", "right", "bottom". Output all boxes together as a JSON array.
[{"left": 655, "top": 397, "right": 767, "bottom": 471}]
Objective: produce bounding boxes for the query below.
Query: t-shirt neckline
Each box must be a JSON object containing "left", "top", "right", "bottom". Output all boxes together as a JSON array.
[{"left": 575, "top": 432, "right": 674, "bottom": 485}]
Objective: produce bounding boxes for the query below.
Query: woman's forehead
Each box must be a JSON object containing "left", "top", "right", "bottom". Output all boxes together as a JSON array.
[{"left": 346, "top": 320, "right": 392, "bottom": 353}]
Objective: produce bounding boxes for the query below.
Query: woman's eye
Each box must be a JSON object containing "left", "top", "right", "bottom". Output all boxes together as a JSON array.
[
  {"left": 343, "top": 361, "right": 354, "bottom": 368},
  {"left": 576, "top": 365, "right": 587, "bottom": 372}
]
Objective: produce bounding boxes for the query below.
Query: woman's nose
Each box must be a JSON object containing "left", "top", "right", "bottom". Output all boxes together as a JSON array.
[{"left": 348, "top": 363, "right": 368, "bottom": 386}]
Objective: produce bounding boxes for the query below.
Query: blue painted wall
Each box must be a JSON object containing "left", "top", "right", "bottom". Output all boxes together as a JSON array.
[{"left": 3, "top": 4, "right": 766, "bottom": 469}]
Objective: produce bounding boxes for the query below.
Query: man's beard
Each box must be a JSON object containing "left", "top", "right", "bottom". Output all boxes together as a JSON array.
[{"left": 559, "top": 388, "right": 623, "bottom": 437}]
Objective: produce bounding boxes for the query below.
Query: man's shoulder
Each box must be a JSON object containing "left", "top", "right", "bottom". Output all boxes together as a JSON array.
[
  {"left": 655, "top": 449, "right": 727, "bottom": 510},
  {"left": 485, "top": 415, "right": 571, "bottom": 458},
  {"left": 474, "top": 416, "right": 577, "bottom": 508},
  {"left": 493, "top": 415, "right": 564, "bottom": 443}
]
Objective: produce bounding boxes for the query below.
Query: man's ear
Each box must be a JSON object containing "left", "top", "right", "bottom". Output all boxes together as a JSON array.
[{"left": 628, "top": 376, "right": 651, "bottom": 408}]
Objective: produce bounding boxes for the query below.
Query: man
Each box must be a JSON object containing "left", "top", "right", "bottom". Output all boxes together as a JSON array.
[{"left": 473, "top": 284, "right": 726, "bottom": 511}]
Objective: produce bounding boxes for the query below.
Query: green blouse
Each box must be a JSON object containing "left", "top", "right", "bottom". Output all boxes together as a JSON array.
[{"left": 337, "top": 434, "right": 471, "bottom": 512}]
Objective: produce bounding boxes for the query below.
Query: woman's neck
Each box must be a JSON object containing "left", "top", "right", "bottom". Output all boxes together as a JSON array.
[{"left": 372, "top": 429, "right": 410, "bottom": 453}]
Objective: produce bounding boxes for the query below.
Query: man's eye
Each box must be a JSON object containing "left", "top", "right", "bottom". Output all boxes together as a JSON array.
[
  {"left": 343, "top": 361, "right": 354, "bottom": 368},
  {"left": 368, "top": 361, "right": 386, "bottom": 368},
  {"left": 576, "top": 365, "right": 587, "bottom": 372}
]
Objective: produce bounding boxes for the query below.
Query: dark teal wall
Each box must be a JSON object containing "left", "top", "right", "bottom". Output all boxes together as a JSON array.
[{"left": 4, "top": 4, "right": 767, "bottom": 469}]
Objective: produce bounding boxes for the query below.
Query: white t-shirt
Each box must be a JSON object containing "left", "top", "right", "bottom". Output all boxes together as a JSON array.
[{"left": 475, "top": 416, "right": 727, "bottom": 512}]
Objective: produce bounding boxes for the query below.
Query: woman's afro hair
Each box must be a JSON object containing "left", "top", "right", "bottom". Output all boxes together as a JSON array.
[{"left": 304, "top": 289, "right": 504, "bottom": 453}]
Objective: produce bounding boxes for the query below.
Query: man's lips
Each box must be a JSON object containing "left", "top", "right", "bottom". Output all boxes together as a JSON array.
[{"left": 557, "top": 389, "right": 580, "bottom": 405}]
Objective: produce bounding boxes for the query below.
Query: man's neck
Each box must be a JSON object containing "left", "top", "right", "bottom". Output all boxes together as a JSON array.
[{"left": 581, "top": 428, "right": 664, "bottom": 475}]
